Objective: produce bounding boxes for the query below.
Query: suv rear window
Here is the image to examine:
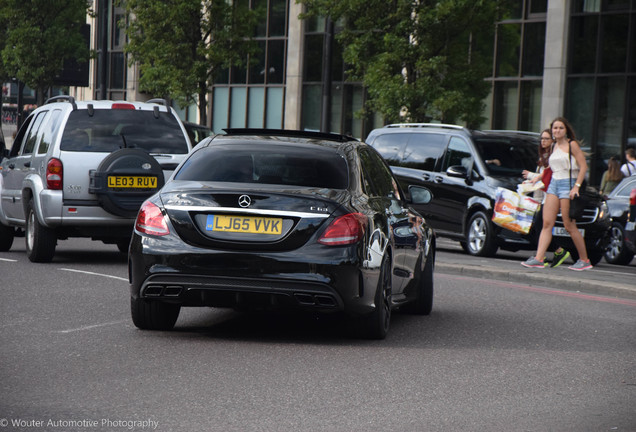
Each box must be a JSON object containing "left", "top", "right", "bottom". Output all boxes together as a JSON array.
[
  {"left": 175, "top": 145, "right": 349, "bottom": 189},
  {"left": 60, "top": 109, "right": 189, "bottom": 154}
]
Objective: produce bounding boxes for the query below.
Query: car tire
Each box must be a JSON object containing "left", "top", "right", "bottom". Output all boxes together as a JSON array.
[
  {"left": 25, "top": 199, "right": 56, "bottom": 263},
  {"left": 463, "top": 211, "right": 498, "bottom": 257},
  {"left": 0, "top": 223, "right": 15, "bottom": 251},
  {"left": 402, "top": 249, "right": 434, "bottom": 315},
  {"left": 131, "top": 297, "right": 180, "bottom": 330},
  {"left": 359, "top": 254, "right": 392, "bottom": 339},
  {"left": 604, "top": 222, "right": 635, "bottom": 265}
]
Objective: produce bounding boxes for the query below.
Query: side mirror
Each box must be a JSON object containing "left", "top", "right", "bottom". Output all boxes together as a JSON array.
[
  {"left": 408, "top": 185, "right": 432, "bottom": 204},
  {"left": 446, "top": 165, "right": 468, "bottom": 178}
]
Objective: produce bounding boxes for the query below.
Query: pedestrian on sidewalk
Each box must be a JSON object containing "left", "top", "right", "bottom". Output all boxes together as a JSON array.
[
  {"left": 600, "top": 156, "right": 624, "bottom": 196},
  {"left": 522, "top": 128, "right": 570, "bottom": 267},
  {"left": 522, "top": 117, "right": 592, "bottom": 271},
  {"left": 620, "top": 148, "right": 636, "bottom": 177}
]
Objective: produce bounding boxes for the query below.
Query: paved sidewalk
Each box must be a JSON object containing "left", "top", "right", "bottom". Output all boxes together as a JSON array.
[{"left": 435, "top": 240, "right": 636, "bottom": 300}]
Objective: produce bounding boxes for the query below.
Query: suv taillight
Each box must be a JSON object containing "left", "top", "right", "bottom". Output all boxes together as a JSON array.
[
  {"left": 135, "top": 201, "right": 170, "bottom": 236},
  {"left": 318, "top": 213, "right": 367, "bottom": 246},
  {"left": 46, "top": 158, "right": 63, "bottom": 190}
]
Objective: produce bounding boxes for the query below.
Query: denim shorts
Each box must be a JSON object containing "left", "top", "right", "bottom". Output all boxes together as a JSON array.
[{"left": 546, "top": 178, "right": 574, "bottom": 199}]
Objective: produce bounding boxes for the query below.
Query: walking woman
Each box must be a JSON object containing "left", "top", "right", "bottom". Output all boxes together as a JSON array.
[{"left": 522, "top": 117, "right": 592, "bottom": 271}]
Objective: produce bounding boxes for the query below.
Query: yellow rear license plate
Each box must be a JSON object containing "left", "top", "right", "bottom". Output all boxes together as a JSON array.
[
  {"left": 206, "top": 215, "right": 282, "bottom": 235},
  {"left": 107, "top": 176, "right": 158, "bottom": 189}
]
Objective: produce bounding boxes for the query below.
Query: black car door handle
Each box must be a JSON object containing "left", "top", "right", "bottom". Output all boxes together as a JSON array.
[
  {"left": 421, "top": 173, "right": 431, "bottom": 181},
  {"left": 24, "top": 161, "right": 31, "bottom": 167},
  {"left": 8, "top": 163, "right": 15, "bottom": 169},
  {"left": 434, "top": 176, "right": 444, "bottom": 183}
]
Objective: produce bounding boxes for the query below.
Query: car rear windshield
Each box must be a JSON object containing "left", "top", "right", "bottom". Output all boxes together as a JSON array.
[
  {"left": 174, "top": 144, "right": 349, "bottom": 189},
  {"left": 60, "top": 109, "right": 189, "bottom": 154},
  {"left": 473, "top": 137, "right": 538, "bottom": 176}
]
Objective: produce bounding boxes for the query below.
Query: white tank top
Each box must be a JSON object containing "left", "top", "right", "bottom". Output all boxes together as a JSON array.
[{"left": 549, "top": 144, "right": 579, "bottom": 180}]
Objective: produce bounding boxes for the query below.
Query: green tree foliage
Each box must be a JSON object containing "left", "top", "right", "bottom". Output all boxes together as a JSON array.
[
  {"left": 300, "top": 0, "right": 499, "bottom": 127},
  {"left": 123, "top": 0, "right": 261, "bottom": 124},
  {"left": 0, "top": 0, "right": 91, "bottom": 105}
]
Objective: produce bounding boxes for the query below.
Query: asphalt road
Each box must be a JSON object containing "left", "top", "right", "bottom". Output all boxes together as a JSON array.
[{"left": 1, "top": 238, "right": 635, "bottom": 432}]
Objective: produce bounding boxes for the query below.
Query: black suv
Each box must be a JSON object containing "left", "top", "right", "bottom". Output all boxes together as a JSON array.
[{"left": 366, "top": 124, "right": 611, "bottom": 264}]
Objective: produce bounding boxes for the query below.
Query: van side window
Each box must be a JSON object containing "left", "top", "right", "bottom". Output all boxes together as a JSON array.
[
  {"left": 371, "top": 133, "right": 409, "bottom": 164},
  {"left": 441, "top": 137, "right": 473, "bottom": 172},
  {"left": 402, "top": 133, "right": 447, "bottom": 171}
]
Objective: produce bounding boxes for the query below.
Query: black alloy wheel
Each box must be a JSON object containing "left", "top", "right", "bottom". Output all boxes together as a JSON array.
[
  {"left": 604, "top": 221, "right": 635, "bottom": 265},
  {"left": 360, "top": 254, "right": 392, "bottom": 340},
  {"left": 402, "top": 248, "right": 434, "bottom": 315}
]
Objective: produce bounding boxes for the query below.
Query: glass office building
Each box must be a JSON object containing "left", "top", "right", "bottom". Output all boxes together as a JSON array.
[{"left": 76, "top": 0, "right": 636, "bottom": 184}]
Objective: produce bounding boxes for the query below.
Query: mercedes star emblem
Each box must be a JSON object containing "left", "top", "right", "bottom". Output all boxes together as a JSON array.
[{"left": 238, "top": 195, "right": 251, "bottom": 208}]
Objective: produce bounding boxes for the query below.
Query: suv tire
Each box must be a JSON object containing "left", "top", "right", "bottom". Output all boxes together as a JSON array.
[
  {"left": 462, "top": 211, "right": 498, "bottom": 257},
  {"left": 25, "top": 199, "right": 56, "bottom": 263},
  {"left": 0, "top": 223, "right": 15, "bottom": 251},
  {"left": 90, "top": 148, "right": 165, "bottom": 218}
]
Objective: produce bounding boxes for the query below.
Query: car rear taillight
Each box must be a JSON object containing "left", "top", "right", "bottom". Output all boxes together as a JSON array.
[
  {"left": 318, "top": 213, "right": 367, "bottom": 246},
  {"left": 46, "top": 158, "right": 63, "bottom": 190},
  {"left": 112, "top": 102, "right": 135, "bottom": 110},
  {"left": 629, "top": 189, "right": 636, "bottom": 222},
  {"left": 135, "top": 201, "right": 170, "bottom": 236}
]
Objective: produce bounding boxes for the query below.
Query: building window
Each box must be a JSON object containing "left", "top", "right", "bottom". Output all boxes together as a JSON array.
[
  {"left": 566, "top": 4, "right": 636, "bottom": 184},
  {"left": 211, "top": 0, "right": 288, "bottom": 133},
  {"left": 488, "top": 0, "right": 546, "bottom": 131},
  {"left": 300, "top": 17, "right": 373, "bottom": 138}
]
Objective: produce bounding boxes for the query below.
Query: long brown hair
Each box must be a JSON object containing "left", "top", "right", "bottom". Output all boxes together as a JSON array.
[
  {"left": 607, "top": 156, "right": 624, "bottom": 182},
  {"left": 550, "top": 116, "right": 578, "bottom": 142},
  {"left": 538, "top": 129, "right": 552, "bottom": 168}
]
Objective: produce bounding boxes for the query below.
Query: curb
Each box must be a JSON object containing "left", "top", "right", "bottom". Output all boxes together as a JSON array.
[{"left": 436, "top": 263, "right": 636, "bottom": 300}]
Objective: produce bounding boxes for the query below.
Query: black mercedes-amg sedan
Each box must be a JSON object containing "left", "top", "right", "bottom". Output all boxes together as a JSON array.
[{"left": 128, "top": 129, "right": 435, "bottom": 339}]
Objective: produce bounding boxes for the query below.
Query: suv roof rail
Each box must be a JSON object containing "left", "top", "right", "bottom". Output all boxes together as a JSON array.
[
  {"left": 147, "top": 98, "right": 169, "bottom": 106},
  {"left": 384, "top": 123, "right": 467, "bottom": 131},
  {"left": 223, "top": 128, "right": 359, "bottom": 143},
  {"left": 45, "top": 95, "right": 77, "bottom": 110},
  {"left": 481, "top": 129, "right": 540, "bottom": 137},
  {"left": 146, "top": 98, "right": 173, "bottom": 117}
]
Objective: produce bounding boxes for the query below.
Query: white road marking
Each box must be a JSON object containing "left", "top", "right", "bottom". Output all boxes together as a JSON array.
[
  {"left": 0, "top": 257, "right": 18, "bottom": 262},
  {"left": 60, "top": 267, "right": 127, "bottom": 281},
  {"left": 55, "top": 320, "right": 128, "bottom": 334}
]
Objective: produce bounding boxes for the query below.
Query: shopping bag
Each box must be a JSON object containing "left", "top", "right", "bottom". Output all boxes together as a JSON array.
[{"left": 492, "top": 187, "right": 540, "bottom": 234}]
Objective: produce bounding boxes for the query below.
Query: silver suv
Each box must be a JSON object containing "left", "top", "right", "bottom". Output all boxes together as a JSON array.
[{"left": 0, "top": 96, "right": 192, "bottom": 262}]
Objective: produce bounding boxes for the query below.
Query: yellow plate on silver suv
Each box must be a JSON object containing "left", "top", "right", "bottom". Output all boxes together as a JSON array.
[{"left": 108, "top": 176, "right": 158, "bottom": 189}]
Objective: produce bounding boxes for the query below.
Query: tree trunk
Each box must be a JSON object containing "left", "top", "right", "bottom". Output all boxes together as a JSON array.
[{"left": 198, "top": 82, "right": 207, "bottom": 126}]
